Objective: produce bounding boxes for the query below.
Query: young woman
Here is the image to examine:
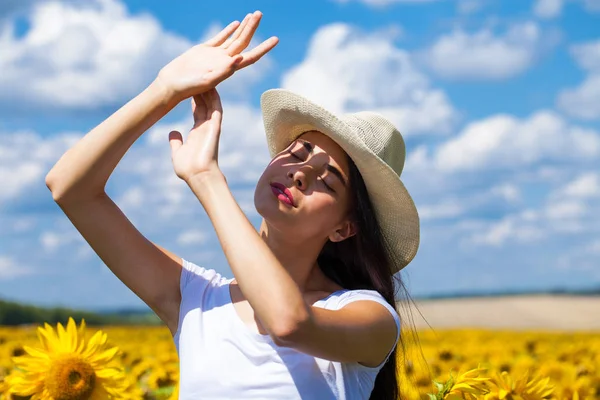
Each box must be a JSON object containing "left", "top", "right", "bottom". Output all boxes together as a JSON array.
[{"left": 45, "top": 11, "right": 420, "bottom": 400}]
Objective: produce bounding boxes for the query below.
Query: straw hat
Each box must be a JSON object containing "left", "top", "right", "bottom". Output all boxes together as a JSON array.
[{"left": 260, "top": 89, "right": 420, "bottom": 273}]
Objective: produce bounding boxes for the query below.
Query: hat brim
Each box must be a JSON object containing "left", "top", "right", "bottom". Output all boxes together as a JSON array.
[{"left": 260, "top": 89, "right": 419, "bottom": 273}]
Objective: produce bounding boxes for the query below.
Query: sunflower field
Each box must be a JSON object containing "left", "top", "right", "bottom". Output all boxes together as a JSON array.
[{"left": 0, "top": 318, "right": 598, "bottom": 399}]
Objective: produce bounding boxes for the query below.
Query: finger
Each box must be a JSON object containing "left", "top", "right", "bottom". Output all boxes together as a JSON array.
[
  {"left": 221, "top": 13, "right": 251, "bottom": 49},
  {"left": 234, "top": 36, "right": 279, "bottom": 69},
  {"left": 168, "top": 130, "right": 183, "bottom": 155},
  {"left": 200, "top": 91, "right": 211, "bottom": 121},
  {"left": 209, "top": 88, "right": 223, "bottom": 126},
  {"left": 192, "top": 95, "right": 207, "bottom": 125},
  {"left": 203, "top": 20, "right": 240, "bottom": 47},
  {"left": 227, "top": 11, "right": 262, "bottom": 55},
  {"left": 205, "top": 89, "right": 222, "bottom": 158}
]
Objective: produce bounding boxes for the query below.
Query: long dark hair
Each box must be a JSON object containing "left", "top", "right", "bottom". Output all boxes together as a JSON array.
[{"left": 317, "top": 154, "right": 427, "bottom": 400}]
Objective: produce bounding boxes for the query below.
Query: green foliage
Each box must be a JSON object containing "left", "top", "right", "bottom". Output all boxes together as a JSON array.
[
  {"left": 150, "top": 386, "right": 175, "bottom": 399},
  {"left": 0, "top": 298, "right": 162, "bottom": 326},
  {"left": 427, "top": 371, "right": 456, "bottom": 400}
]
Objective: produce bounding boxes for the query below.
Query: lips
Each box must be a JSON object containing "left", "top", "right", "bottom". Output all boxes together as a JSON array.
[{"left": 270, "top": 182, "right": 295, "bottom": 207}]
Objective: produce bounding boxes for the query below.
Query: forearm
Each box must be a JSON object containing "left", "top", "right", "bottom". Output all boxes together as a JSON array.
[
  {"left": 46, "top": 77, "right": 179, "bottom": 202},
  {"left": 189, "top": 173, "right": 311, "bottom": 339}
]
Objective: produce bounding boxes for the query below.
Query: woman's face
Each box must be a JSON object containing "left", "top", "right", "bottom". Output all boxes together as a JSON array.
[{"left": 255, "top": 130, "right": 355, "bottom": 243}]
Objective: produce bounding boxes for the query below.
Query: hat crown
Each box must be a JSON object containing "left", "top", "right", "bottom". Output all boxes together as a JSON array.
[{"left": 340, "top": 112, "right": 406, "bottom": 176}]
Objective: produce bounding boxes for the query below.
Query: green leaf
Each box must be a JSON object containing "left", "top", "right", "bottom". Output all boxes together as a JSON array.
[
  {"left": 433, "top": 380, "right": 445, "bottom": 392},
  {"left": 443, "top": 374, "right": 455, "bottom": 392},
  {"left": 151, "top": 386, "right": 175, "bottom": 399}
]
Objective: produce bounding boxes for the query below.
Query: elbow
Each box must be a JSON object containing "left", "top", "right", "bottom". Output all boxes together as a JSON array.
[
  {"left": 45, "top": 172, "right": 62, "bottom": 202},
  {"left": 270, "top": 311, "right": 312, "bottom": 347},
  {"left": 45, "top": 173, "right": 69, "bottom": 203},
  {"left": 45, "top": 171, "right": 103, "bottom": 204}
]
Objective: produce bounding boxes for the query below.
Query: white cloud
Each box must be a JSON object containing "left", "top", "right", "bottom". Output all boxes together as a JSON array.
[
  {"left": 558, "top": 39, "right": 600, "bottom": 120},
  {"left": 0, "top": 256, "right": 35, "bottom": 279},
  {"left": 533, "top": 0, "right": 564, "bottom": 18},
  {"left": 0, "top": 0, "right": 190, "bottom": 111},
  {"left": 11, "top": 217, "right": 37, "bottom": 233},
  {"left": 0, "top": 0, "right": 59, "bottom": 19},
  {"left": 533, "top": 0, "right": 600, "bottom": 18},
  {"left": 558, "top": 75, "right": 600, "bottom": 119},
  {"left": 468, "top": 196, "right": 593, "bottom": 246},
  {"left": 457, "top": 0, "right": 485, "bottom": 14},
  {"left": 40, "top": 228, "right": 91, "bottom": 259},
  {"left": 569, "top": 39, "right": 600, "bottom": 71},
  {"left": 471, "top": 215, "right": 544, "bottom": 246},
  {"left": 558, "top": 172, "right": 600, "bottom": 198},
  {"left": 490, "top": 183, "right": 521, "bottom": 203},
  {"left": 332, "top": 0, "right": 439, "bottom": 6},
  {"left": 582, "top": 0, "right": 600, "bottom": 11},
  {"left": 419, "top": 200, "right": 464, "bottom": 220},
  {"left": 545, "top": 200, "right": 587, "bottom": 219},
  {"left": 420, "top": 22, "right": 551, "bottom": 80},
  {"left": 40, "top": 231, "right": 63, "bottom": 252},
  {"left": 585, "top": 239, "right": 600, "bottom": 254},
  {"left": 282, "top": 23, "right": 457, "bottom": 136},
  {"left": 402, "top": 110, "right": 600, "bottom": 250},
  {"left": 177, "top": 230, "right": 209, "bottom": 246},
  {"left": 0, "top": 129, "right": 81, "bottom": 203},
  {"left": 432, "top": 111, "right": 600, "bottom": 172}
]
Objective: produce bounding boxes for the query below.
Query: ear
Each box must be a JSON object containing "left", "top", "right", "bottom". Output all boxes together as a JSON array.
[{"left": 328, "top": 220, "right": 357, "bottom": 243}]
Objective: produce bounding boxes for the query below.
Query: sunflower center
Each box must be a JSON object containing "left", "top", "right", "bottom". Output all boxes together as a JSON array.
[{"left": 45, "top": 355, "right": 96, "bottom": 400}]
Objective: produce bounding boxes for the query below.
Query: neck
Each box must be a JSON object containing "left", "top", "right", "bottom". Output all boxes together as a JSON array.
[{"left": 257, "top": 219, "right": 330, "bottom": 293}]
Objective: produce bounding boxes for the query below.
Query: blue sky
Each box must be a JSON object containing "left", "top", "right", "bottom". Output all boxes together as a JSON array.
[{"left": 0, "top": 0, "right": 599, "bottom": 311}]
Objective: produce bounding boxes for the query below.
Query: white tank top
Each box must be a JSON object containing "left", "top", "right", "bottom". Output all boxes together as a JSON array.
[{"left": 173, "top": 258, "right": 401, "bottom": 400}]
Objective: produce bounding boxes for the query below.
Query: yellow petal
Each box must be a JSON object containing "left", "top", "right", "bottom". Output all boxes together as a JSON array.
[
  {"left": 22, "top": 345, "right": 50, "bottom": 359},
  {"left": 78, "top": 318, "right": 87, "bottom": 337},
  {"left": 90, "top": 346, "right": 120, "bottom": 365},
  {"left": 37, "top": 326, "right": 60, "bottom": 352},
  {"left": 95, "top": 367, "right": 125, "bottom": 379},
  {"left": 66, "top": 317, "right": 78, "bottom": 351}
]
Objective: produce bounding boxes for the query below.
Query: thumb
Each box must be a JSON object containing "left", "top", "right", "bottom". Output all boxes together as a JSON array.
[{"left": 168, "top": 130, "right": 183, "bottom": 156}]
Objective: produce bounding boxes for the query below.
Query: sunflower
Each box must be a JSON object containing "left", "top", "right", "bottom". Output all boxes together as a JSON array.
[
  {"left": 428, "top": 364, "right": 491, "bottom": 400},
  {"left": 6, "top": 318, "right": 129, "bottom": 400},
  {"left": 483, "top": 369, "right": 554, "bottom": 400}
]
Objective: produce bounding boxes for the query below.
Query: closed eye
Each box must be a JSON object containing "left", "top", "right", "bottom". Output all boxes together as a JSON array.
[{"left": 288, "top": 150, "right": 336, "bottom": 193}]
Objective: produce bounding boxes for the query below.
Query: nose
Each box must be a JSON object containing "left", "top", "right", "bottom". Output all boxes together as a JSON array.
[{"left": 288, "top": 167, "right": 308, "bottom": 190}]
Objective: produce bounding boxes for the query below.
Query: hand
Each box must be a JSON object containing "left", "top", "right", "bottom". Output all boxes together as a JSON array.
[
  {"left": 157, "top": 11, "right": 278, "bottom": 103},
  {"left": 169, "top": 88, "right": 224, "bottom": 183}
]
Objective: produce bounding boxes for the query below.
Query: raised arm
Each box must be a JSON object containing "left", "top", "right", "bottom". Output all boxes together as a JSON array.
[
  {"left": 44, "top": 11, "right": 278, "bottom": 334},
  {"left": 45, "top": 13, "right": 276, "bottom": 201}
]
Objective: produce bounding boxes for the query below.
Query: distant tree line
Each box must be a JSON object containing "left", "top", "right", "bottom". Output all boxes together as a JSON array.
[{"left": 0, "top": 299, "right": 162, "bottom": 326}]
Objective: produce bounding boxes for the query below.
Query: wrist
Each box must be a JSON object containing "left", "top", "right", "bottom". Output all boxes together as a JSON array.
[
  {"left": 187, "top": 170, "right": 228, "bottom": 204},
  {"left": 151, "top": 74, "right": 182, "bottom": 108},
  {"left": 187, "top": 169, "right": 227, "bottom": 189}
]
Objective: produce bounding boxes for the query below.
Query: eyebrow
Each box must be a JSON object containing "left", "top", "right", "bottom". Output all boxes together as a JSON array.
[{"left": 297, "top": 138, "right": 348, "bottom": 188}]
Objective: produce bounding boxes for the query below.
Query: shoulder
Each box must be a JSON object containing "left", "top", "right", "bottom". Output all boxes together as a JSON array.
[
  {"left": 336, "top": 289, "right": 401, "bottom": 333},
  {"left": 180, "top": 258, "right": 231, "bottom": 291},
  {"left": 337, "top": 288, "right": 394, "bottom": 308}
]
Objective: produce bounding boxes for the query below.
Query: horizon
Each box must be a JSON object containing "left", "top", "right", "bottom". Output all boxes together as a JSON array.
[{"left": 3, "top": 283, "right": 599, "bottom": 315}]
